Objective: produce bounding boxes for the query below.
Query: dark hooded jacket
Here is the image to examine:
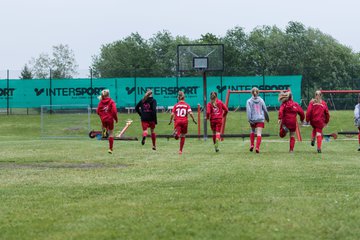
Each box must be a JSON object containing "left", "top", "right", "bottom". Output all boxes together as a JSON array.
[{"left": 135, "top": 97, "right": 157, "bottom": 124}]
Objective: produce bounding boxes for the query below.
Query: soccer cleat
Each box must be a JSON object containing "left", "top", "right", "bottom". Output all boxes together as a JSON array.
[
  {"left": 108, "top": 149, "right": 113, "bottom": 154},
  {"left": 141, "top": 136, "right": 146, "bottom": 145},
  {"left": 279, "top": 125, "right": 288, "bottom": 138},
  {"left": 178, "top": 150, "right": 182, "bottom": 155},
  {"left": 102, "top": 128, "right": 107, "bottom": 138},
  {"left": 358, "top": 146, "right": 360, "bottom": 151},
  {"left": 289, "top": 150, "right": 294, "bottom": 153},
  {"left": 317, "top": 148, "right": 322, "bottom": 153},
  {"left": 311, "top": 138, "right": 315, "bottom": 146},
  {"left": 249, "top": 145, "right": 254, "bottom": 152},
  {"left": 173, "top": 130, "right": 179, "bottom": 140},
  {"left": 255, "top": 148, "right": 259, "bottom": 154},
  {"left": 152, "top": 146, "right": 156, "bottom": 151},
  {"left": 214, "top": 139, "right": 219, "bottom": 152}
]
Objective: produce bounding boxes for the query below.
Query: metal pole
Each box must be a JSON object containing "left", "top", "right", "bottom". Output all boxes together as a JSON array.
[
  {"left": 134, "top": 75, "right": 137, "bottom": 107},
  {"left": 49, "top": 69, "right": 52, "bottom": 114},
  {"left": 90, "top": 68, "right": 93, "bottom": 110},
  {"left": 203, "top": 71, "right": 207, "bottom": 140},
  {"left": 6, "top": 70, "right": 9, "bottom": 115},
  {"left": 262, "top": 69, "right": 266, "bottom": 102}
]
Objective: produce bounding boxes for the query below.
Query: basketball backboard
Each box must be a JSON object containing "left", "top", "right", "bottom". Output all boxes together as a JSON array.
[{"left": 177, "top": 44, "right": 224, "bottom": 72}]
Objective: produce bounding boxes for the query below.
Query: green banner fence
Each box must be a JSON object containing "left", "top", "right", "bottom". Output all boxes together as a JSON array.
[{"left": 0, "top": 75, "right": 301, "bottom": 110}]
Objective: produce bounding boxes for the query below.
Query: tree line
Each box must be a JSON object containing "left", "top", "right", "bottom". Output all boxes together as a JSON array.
[{"left": 22, "top": 21, "right": 360, "bottom": 100}]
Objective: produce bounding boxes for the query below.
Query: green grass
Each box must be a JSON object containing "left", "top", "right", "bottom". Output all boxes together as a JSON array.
[{"left": 0, "top": 111, "right": 359, "bottom": 239}]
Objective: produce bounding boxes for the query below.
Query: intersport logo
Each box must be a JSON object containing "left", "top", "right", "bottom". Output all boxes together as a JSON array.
[
  {"left": 34, "top": 87, "right": 105, "bottom": 96},
  {"left": 216, "top": 84, "right": 291, "bottom": 93},
  {"left": 0, "top": 88, "right": 15, "bottom": 96},
  {"left": 126, "top": 86, "right": 199, "bottom": 95}
]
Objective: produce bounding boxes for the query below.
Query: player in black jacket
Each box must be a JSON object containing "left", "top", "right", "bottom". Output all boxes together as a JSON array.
[{"left": 135, "top": 89, "right": 158, "bottom": 150}]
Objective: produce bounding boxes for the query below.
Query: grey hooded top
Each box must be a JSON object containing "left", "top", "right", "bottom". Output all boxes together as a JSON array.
[
  {"left": 246, "top": 96, "right": 269, "bottom": 123},
  {"left": 355, "top": 103, "right": 360, "bottom": 126}
]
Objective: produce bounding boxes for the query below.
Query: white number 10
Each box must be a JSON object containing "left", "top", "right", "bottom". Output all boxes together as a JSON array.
[{"left": 176, "top": 108, "right": 187, "bottom": 117}]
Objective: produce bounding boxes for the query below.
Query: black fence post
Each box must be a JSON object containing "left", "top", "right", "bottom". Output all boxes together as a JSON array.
[
  {"left": 49, "top": 69, "right": 52, "bottom": 113},
  {"left": 90, "top": 68, "right": 93, "bottom": 110},
  {"left": 6, "top": 70, "right": 9, "bottom": 115}
]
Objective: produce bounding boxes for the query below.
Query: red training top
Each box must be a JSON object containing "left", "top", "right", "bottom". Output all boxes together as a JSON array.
[
  {"left": 278, "top": 99, "right": 305, "bottom": 131},
  {"left": 306, "top": 100, "right": 330, "bottom": 129},
  {"left": 206, "top": 99, "right": 228, "bottom": 121},
  {"left": 96, "top": 97, "right": 118, "bottom": 123},
  {"left": 172, "top": 101, "right": 192, "bottom": 123}
]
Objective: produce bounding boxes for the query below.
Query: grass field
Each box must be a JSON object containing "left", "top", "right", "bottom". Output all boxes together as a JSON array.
[{"left": 0, "top": 111, "right": 359, "bottom": 239}]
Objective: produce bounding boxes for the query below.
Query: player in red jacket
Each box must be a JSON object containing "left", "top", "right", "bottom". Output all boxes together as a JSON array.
[
  {"left": 207, "top": 91, "right": 228, "bottom": 152},
  {"left": 278, "top": 91, "right": 305, "bottom": 152},
  {"left": 169, "top": 91, "right": 197, "bottom": 154},
  {"left": 306, "top": 90, "right": 330, "bottom": 153},
  {"left": 97, "top": 89, "right": 118, "bottom": 154}
]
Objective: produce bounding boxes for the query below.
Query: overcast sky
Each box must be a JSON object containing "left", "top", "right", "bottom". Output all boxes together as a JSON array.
[{"left": 1, "top": 0, "right": 360, "bottom": 75}]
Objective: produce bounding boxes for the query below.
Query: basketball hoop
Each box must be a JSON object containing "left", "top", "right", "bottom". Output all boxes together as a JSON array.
[{"left": 193, "top": 57, "right": 208, "bottom": 71}]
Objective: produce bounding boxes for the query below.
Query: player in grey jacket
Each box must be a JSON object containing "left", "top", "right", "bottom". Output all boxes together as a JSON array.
[
  {"left": 354, "top": 94, "right": 360, "bottom": 151},
  {"left": 246, "top": 87, "right": 269, "bottom": 153}
]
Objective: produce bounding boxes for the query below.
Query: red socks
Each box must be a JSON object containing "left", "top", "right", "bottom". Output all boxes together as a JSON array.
[
  {"left": 317, "top": 135, "right": 322, "bottom": 149},
  {"left": 151, "top": 133, "right": 156, "bottom": 146},
  {"left": 250, "top": 132, "right": 255, "bottom": 147},
  {"left": 109, "top": 137, "right": 114, "bottom": 150},
  {"left": 256, "top": 136, "right": 262, "bottom": 150},
  {"left": 358, "top": 131, "right": 360, "bottom": 144},
  {"left": 290, "top": 136, "right": 295, "bottom": 151},
  {"left": 216, "top": 133, "right": 221, "bottom": 141},
  {"left": 180, "top": 137, "right": 185, "bottom": 151},
  {"left": 312, "top": 129, "right": 316, "bottom": 141}
]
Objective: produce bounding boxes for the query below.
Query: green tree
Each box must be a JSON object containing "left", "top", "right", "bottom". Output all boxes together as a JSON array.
[
  {"left": 29, "top": 53, "right": 51, "bottom": 79},
  {"left": 222, "top": 26, "right": 249, "bottom": 75},
  {"left": 92, "top": 33, "right": 155, "bottom": 78},
  {"left": 19, "top": 64, "right": 33, "bottom": 79},
  {"left": 198, "top": 33, "right": 220, "bottom": 44},
  {"left": 149, "top": 31, "right": 191, "bottom": 77},
  {"left": 29, "top": 44, "right": 78, "bottom": 79},
  {"left": 51, "top": 44, "right": 78, "bottom": 79}
]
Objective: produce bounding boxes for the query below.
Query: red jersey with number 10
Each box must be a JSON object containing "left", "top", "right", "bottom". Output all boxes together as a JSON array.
[{"left": 172, "top": 101, "right": 192, "bottom": 123}]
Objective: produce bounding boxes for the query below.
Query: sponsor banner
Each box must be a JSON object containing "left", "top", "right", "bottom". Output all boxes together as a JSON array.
[{"left": 0, "top": 75, "right": 301, "bottom": 108}]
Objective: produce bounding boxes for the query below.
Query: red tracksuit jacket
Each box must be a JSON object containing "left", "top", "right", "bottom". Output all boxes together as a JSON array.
[
  {"left": 306, "top": 100, "right": 330, "bottom": 129},
  {"left": 206, "top": 99, "right": 228, "bottom": 121},
  {"left": 278, "top": 99, "right": 305, "bottom": 131},
  {"left": 97, "top": 97, "right": 118, "bottom": 123}
]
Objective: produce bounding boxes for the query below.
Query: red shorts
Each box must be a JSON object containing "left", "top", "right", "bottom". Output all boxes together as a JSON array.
[
  {"left": 250, "top": 122, "right": 265, "bottom": 129},
  {"left": 312, "top": 127, "right": 323, "bottom": 134},
  {"left": 175, "top": 121, "right": 188, "bottom": 135},
  {"left": 310, "top": 121, "right": 326, "bottom": 130},
  {"left": 283, "top": 121, "right": 296, "bottom": 132},
  {"left": 141, "top": 121, "right": 156, "bottom": 131},
  {"left": 210, "top": 119, "right": 223, "bottom": 132},
  {"left": 102, "top": 119, "right": 114, "bottom": 131}
]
